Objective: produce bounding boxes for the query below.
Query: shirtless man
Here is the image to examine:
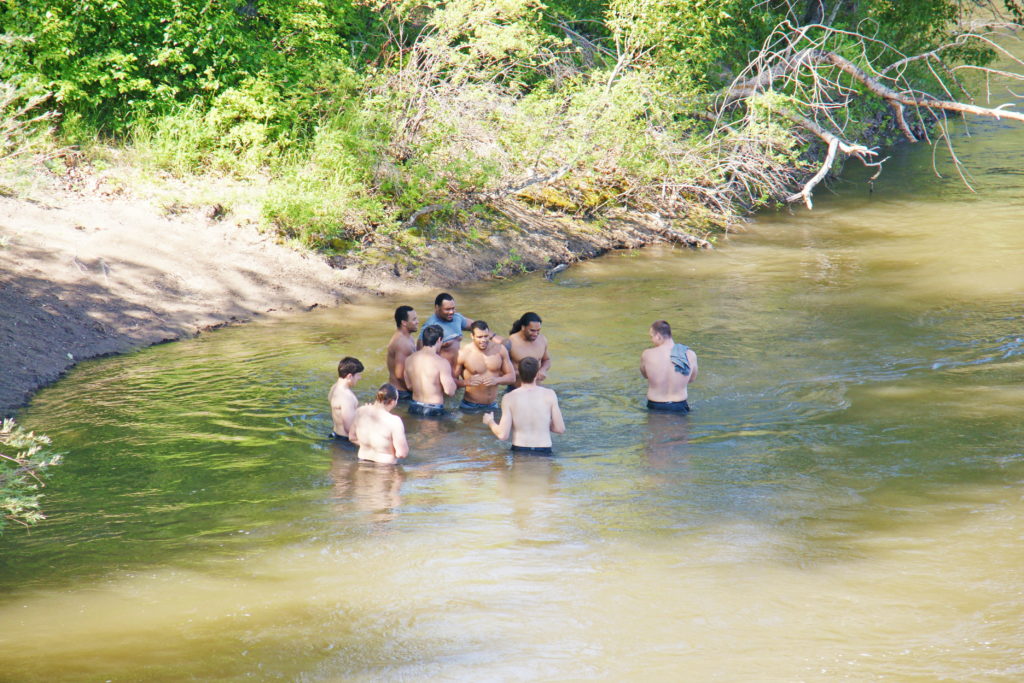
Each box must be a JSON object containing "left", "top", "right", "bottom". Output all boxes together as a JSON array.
[
  {"left": 454, "top": 320, "right": 515, "bottom": 412},
  {"left": 328, "top": 356, "right": 364, "bottom": 441},
  {"left": 419, "top": 292, "right": 474, "bottom": 375},
  {"left": 386, "top": 305, "right": 419, "bottom": 400},
  {"left": 483, "top": 357, "right": 565, "bottom": 454},
  {"left": 505, "top": 312, "right": 551, "bottom": 387},
  {"left": 348, "top": 384, "right": 409, "bottom": 465},
  {"left": 404, "top": 324, "right": 457, "bottom": 416},
  {"left": 640, "top": 320, "right": 699, "bottom": 413}
]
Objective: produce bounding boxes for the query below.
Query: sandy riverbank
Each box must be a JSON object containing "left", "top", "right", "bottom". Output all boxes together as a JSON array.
[{"left": 1, "top": 172, "right": 707, "bottom": 418}]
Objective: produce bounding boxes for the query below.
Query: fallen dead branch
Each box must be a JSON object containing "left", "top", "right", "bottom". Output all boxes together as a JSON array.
[{"left": 715, "top": 20, "right": 1024, "bottom": 208}]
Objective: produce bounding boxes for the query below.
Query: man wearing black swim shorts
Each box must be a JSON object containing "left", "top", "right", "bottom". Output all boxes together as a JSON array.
[
  {"left": 483, "top": 357, "right": 565, "bottom": 455},
  {"left": 640, "top": 320, "right": 699, "bottom": 414},
  {"left": 455, "top": 320, "right": 514, "bottom": 413},
  {"left": 405, "top": 324, "right": 456, "bottom": 417}
]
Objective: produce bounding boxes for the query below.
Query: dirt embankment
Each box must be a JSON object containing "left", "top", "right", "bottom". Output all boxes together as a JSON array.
[{"left": 1, "top": 179, "right": 707, "bottom": 418}]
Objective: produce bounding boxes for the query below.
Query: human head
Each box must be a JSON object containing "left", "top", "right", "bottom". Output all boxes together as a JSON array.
[
  {"left": 470, "top": 320, "right": 491, "bottom": 350},
  {"left": 395, "top": 305, "right": 418, "bottom": 332},
  {"left": 518, "top": 356, "right": 540, "bottom": 384},
  {"left": 434, "top": 292, "right": 456, "bottom": 322},
  {"left": 422, "top": 324, "right": 443, "bottom": 348},
  {"left": 650, "top": 320, "right": 672, "bottom": 343},
  {"left": 375, "top": 383, "right": 399, "bottom": 407},
  {"left": 338, "top": 356, "right": 364, "bottom": 379},
  {"left": 510, "top": 312, "right": 542, "bottom": 341}
]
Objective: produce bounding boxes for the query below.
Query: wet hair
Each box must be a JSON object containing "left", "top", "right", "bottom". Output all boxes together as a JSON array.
[
  {"left": 651, "top": 320, "right": 672, "bottom": 339},
  {"left": 434, "top": 292, "right": 454, "bottom": 308},
  {"left": 470, "top": 320, "right": 490, "bottom": 334},
  {"left": 518, "top": 356, "right": 540, "bottom": 383},
  {"left": 421, "top": 324, "right": 443, "bottom": 347},
  {"left": 394, "top": 305, "right": 414, "bottom": 328},
  {"left": 509, "top": 311, "right": 542, "bottom": 335},
  {"left": 376, "top": 383, "right": 399, "bottom": 404},
  {"left": 338, "top": 356, "right": 364, "bottom": 378}
]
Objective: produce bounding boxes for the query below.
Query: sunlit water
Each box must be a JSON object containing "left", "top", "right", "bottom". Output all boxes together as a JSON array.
[{"left": 2, "top": 120, "right": 1024, "bottom": 679}]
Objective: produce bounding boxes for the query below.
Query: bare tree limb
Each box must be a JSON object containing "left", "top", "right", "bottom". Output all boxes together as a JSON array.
[
  {"left": 814, "top": 49, "right": 1024, "bottom": 124},
  {"left": 787, "top": 137, "right": 838, "bottom": 209}
]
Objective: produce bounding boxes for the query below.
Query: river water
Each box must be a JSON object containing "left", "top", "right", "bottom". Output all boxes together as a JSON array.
[{"left": 2, "top": 118, "right": 1023, "bottom": 679}]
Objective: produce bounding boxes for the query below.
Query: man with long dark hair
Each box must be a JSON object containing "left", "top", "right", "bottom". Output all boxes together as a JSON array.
[{"left": 505, "top": 311, "right": 550, "bottom": 387}]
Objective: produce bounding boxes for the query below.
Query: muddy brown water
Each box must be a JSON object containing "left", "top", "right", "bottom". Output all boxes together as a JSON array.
[{"left": 2, "top": 117, "right": 1023, "bottom": 679}]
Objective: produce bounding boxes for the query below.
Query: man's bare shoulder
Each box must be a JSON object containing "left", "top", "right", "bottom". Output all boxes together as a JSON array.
[{"left": 332, "top": 386, "right": 357, "bottom": 406}]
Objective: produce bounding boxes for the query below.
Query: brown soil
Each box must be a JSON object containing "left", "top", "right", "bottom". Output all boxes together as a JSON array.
[{"left": 1, "top": 177, "right": 707, "bottom": 418}]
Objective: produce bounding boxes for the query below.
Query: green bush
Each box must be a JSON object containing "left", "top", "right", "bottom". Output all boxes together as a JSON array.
[
  {"left": 3, "top": 0, "right": 1014, "bottom": 248},
  {"left": 0, "top": 419, "right": 62, "bottom": 532}
]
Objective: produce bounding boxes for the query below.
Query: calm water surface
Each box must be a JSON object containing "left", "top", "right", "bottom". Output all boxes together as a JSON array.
[{"left": 2, "top": 121, "right": 1023, "bottom": 680}]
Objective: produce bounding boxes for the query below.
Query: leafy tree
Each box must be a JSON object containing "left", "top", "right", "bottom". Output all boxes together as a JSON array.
[{"left": 0, "top": 0, "right": 377, "bottom": 135}]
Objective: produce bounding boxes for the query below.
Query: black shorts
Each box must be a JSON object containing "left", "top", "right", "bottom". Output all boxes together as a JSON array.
[
  {"left": 409, "top": 400, "right": 446, "bottom": 417},
  {"left": 646, "top": 399, "right": 690, "bottom": 413},
  {"left": 459, "top": 398, "right": 499, "bottom": 413},
  {"left": 329, "top": 431, "right": 355, "bottom": 447},
  {"left": 511, "top": 444, "right": 553, "bottom": 455}
]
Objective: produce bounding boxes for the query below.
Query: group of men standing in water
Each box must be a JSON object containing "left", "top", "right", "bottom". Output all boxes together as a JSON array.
[{"left": 330, "top": 292, "right": 697, "bottom": 464}]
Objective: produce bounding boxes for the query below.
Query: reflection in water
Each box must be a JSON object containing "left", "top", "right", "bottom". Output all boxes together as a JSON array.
[
  {"left": 329, "top": 448, "right": 406, "bottom": 525},
  {"left": 643, "top": 411, "right": 691, "bottom": 467},
  {"left": 496, "top": 454, "right": 559, "bottom": 530}
]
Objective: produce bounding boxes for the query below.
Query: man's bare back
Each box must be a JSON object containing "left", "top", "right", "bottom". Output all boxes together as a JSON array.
[
  {"left": 349, "top": 386, "right": 409, "bottom": 464},
  {"left": 484, "top": 356, "right": 564, "bottom": 450},
  {"left": 405, "top": 325, "right": 457, "bottom": 408},
  {"left": 640, "top": 321, "right": 698, "bottom": 407}
]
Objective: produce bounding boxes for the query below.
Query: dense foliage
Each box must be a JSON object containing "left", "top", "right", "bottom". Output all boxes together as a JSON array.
[
  {"left": 0, "top": 419, "right": 62, "bottom": 532},
  {"left": 1, "top": 0, "right": 1017, "bottom": 248}
]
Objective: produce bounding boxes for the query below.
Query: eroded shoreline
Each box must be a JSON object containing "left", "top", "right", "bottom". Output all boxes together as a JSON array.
[{"left": 1, "top": 187, "right": 708, "bottom": 418}]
